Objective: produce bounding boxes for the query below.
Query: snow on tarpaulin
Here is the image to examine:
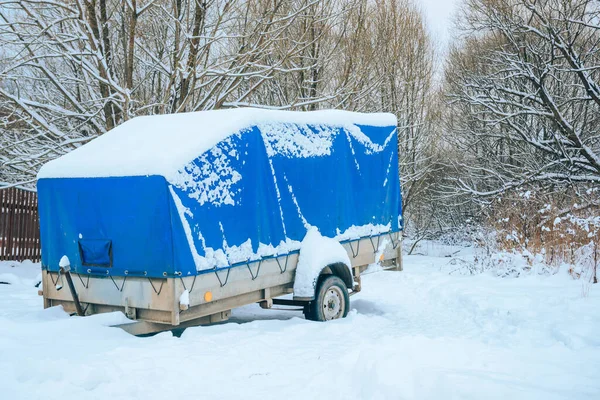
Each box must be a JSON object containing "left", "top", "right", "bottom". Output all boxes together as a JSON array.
[{"left": 37, "top": 108, "right": 401, "bottom": 278}]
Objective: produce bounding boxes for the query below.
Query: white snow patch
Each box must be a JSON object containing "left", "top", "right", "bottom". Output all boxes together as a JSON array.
[
  {"left": 38, "top": 108, "right": 396, "bottom": 179},
  {"left": 553, "top": 217, "right": 562, "bottom": 226},
  {"left": 224, "top": 238, "right": 301, "bottom": 265},
  {"left": 383, "top": 151, "right": 394, "bottom": 186},
  {"left": 203, "top": 248, "right": 229, "bottom": 269},
  {"left": 285, "top": 177, "right": 309, "bottom": 228},
  {"left": 266, "top": 157, "right": 287, "bottom": 236},
  {"left": 293, "top": 227, "right": 352, "bottom": 298},
  {"left": 59, "top": 255, "right": 70, "bottom": 268},
  {"left": 219, "top": 223, "right": 393, "bottom": 268},
  {"left": 179, "top": 290, "right": 190, "bottom": 307},
  {"left": 261, "top": 122, "right": 395, "bottom": 160},
  {"left": 335, "top": 223, "right": 391, "bottom": 241},
  {"left": 170, "top": 137, "right": 242, "bottom": 207},
  {"left": 0, "top": 260, "right": 41, "bottom": 286},
  {"left": 344, "top": 130, "right": 361, "bottom": 171},
  {"left": 345, "top": 125, "right": 396, "bottom": 154},
  {"left": 261, "top": 123, "right": 334, "bottom": 158},
  {"left": 2, "top": 252, "right": 600, "bottom": 399}
]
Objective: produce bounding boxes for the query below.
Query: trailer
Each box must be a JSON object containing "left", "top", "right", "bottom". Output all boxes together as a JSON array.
[{"left": 37, "top": 108, "right": 402, "bottom": 335}]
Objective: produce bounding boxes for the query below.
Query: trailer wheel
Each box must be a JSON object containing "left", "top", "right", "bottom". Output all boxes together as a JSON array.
[{"left": 304, "top": 275, "right": 349, "bottom": 321}]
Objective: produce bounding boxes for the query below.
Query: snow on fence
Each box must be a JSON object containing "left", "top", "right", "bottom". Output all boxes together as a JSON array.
[{"left": 0, "top": 187, "right": 41, "bottom": 262}]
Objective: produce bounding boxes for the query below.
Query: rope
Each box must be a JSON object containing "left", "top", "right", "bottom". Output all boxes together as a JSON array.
[
  {"left": 180, "top": 275, "right": 197, "bottom": 293},
  {"left": 368, "top": 235, "right": 382, "bottom": 253},
  {"left": 148, "top": 278, "right": 165, "bottom": 295},
  {"left": 388, "top": 231, "right": 400, "bottom": 249},
  {"left": 349, "top": 240, "right": 361, "bottom": 258},
  {"left": 214, "top": 268, "right": 231, "bottom": 287},
  {"left": 246, "top": 259, "right": 262, "bottom": 280},
  {"left": 49, "top": 271, "right": 60, "bottom": 286},
  {"left": 275, "top": 254, "right": 289, "bottom": 274},
  {"left": 109, "top": 274, "right": 127, "bottom": 292},
  {"left": 77, "top": 273, "right": 90, "bottom": 289}
]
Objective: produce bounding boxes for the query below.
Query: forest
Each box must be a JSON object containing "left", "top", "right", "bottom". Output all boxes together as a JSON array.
[{"left": 1, "top": 0, "right": 598, "bottom": 280}]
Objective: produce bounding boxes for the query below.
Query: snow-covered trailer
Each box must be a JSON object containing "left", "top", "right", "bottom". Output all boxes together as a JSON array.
[{"left": 37, "top": 109, "right": 402, "bottom": 334}]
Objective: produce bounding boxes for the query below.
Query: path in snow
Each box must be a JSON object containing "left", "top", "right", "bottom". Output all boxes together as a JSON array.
[{"left": 0, "top": 254, "right": 599, "bottom": 400}]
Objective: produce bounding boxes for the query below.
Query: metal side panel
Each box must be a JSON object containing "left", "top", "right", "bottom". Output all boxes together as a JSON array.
[
  {"left": 342, "top": 231, "right": 402, "bottom": 268},
  {"left": 40, "top": 232, "right": 402, "bottom": 326},
  {"left": 175, "top": 232, "right": 401, "bottom": 314},
  {"left": 42, "top": 270, "right": 177, "bottom": 323},
  {"left": 179, "top": 255, "right": 298, "bottom": 309}
]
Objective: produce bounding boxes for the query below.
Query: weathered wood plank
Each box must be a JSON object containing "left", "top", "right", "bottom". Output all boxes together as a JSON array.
[{"left": 0, "top": 187, "right": 41, "bottom": 262}]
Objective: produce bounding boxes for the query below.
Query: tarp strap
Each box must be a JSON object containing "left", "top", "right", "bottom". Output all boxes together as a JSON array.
[
  {"left": 180, "top": 275, "right": 197, "bottom": 293},
  {"left": 49, "top": 272, "right": 60, "bottom": 286},
  {"left": 214, "top": 268, "right": 231, "bottom": 287},
  {"left": 148, "top": 278, "right": 165, "bottom": 296},
  {"left": 124, "top": 270, "right": 148, "bottom": 277},
  {"left": 369, "top": 235, "right": 382, "bottom": 254},
  {"left": 246, "top": 259, "right": 263, "bottom": 281},
  {"left": 388, "top": 231, "right": 400, "bottom": 249},
  {"left": 275, "top": 255, "right": 289, "bottom": 274},
  {"left": 77, "top": 273, "right": 90, "bottom": 289},
  {"left": 109, "top": 275, "right": 127, "bottom": 292},
  {"left": 349, "top": 240, "right": 360, "bottom": 258}
]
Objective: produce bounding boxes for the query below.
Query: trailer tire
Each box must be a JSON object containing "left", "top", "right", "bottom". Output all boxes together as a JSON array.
[{"left": 304, "top": 275, "right": 349, "bottom": 321}]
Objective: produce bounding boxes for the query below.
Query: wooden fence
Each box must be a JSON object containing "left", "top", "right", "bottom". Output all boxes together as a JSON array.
[{"left": 0, "top": 187, "right": 41, "bottom": 262}]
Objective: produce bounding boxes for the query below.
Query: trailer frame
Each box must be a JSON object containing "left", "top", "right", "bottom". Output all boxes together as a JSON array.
[{"left": 41, "top": 231, "right": 402, "bottom": 335}]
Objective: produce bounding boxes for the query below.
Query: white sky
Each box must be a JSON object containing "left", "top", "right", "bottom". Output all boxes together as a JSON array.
[{"left": 417, "top": 0, "right": 461, "bottom": 49}]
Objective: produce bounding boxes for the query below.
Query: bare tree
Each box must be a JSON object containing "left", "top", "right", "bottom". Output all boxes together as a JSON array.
[
  {"left": 0, "top": 0, "right": 440, "bottom": 216},
  {"left": 446, "top": 0, "right": 600, "bottom": 198},
  {"left": 0, "top": 0, "right": 350, "bottom": 186}
]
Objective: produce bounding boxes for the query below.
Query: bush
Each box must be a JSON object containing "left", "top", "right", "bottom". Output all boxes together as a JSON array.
[{"left": 485, "top": 189, "right": 599, "bottom": 282}]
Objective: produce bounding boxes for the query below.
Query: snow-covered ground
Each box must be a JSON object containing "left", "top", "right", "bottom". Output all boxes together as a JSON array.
[{"left": 1, "top": 250, "right": 599, "bottom": 399}]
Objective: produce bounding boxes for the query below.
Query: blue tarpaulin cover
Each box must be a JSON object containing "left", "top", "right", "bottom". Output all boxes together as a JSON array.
[{"left": 37, "top": 109, "right": 402, "bottom": 278}]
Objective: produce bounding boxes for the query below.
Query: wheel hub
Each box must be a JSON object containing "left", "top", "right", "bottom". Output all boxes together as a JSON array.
[{"left": 323, "top": 286, "right": 344, "bottom": 320}]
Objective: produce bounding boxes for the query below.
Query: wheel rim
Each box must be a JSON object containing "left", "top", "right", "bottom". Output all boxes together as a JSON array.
[{"left": 322, "top": 285, "right": 345, "bottom": 320}]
